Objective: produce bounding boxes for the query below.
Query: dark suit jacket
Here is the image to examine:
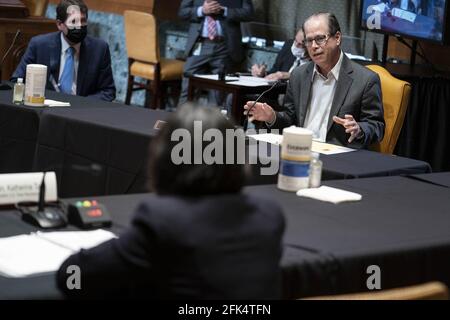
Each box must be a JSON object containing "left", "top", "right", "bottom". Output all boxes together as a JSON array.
[
  {"left": 268, "top": 39, "right": 296, "bottom": 74},
  {"left": 178, "top": 0, "right": 254, "bottom": 63},
  {"left": 12, "top": 32, "right": 116, "bottom": 102},
  {"left": 56, "top": 193, "right": 285, "bottom": 299},
  {"left": 272, "top": 54, "right": 385, "bottom": 148}
]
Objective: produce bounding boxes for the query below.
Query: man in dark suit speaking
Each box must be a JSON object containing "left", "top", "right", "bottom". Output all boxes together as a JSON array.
[
  {"left": 178, "top": 0, "right": 254, "bottom": 106},
  {"left": 244, "top": 13, "right": 385, "bottom": 148},
  {"left": 12, "top": 0, "right": 116, "bottom": 102}
]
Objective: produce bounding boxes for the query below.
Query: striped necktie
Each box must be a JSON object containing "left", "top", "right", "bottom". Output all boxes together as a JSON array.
[{"left": 206, "top": 16, "right": 217, "bottom": 40}]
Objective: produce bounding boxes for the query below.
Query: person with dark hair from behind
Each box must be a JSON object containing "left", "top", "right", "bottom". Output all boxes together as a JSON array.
[
  {"left": 11, "top": 0, "right": 116, "bottom": 102},
  {"left": 56, "top": 104, "right": 285, "bottom": 299}
]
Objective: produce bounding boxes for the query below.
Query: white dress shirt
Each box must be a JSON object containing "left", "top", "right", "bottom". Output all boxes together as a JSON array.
[
  {"left": 58, "top": 33, "right": 80, "bottom": 95},
  {"left": 303, "top": 51, "right": 344, "bottom": 142}
]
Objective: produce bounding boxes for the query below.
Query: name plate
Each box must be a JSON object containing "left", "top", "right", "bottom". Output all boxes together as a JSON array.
[{"left": 0, "top": 172, "right": 58, "bottom": 205}]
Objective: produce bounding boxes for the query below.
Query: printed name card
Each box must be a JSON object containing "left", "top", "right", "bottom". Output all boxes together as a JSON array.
[{"left": 0, "top": 172, "right": 57, "bottom": 205}]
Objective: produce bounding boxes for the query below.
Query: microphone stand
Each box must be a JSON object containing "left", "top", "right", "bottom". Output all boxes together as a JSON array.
[
  {"left": 243, "top": 80, "right": 281, "bottom": 131},
  {"left": 0, "top": 29, "right": 21, "bottom": 90}
]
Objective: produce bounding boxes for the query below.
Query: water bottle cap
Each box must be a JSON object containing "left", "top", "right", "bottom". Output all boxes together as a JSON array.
[{"left": 17, "top": 78, "right": 23, "bottom": 83}]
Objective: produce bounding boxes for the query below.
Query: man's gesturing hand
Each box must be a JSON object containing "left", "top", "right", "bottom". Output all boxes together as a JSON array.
[
  {"left": 333, "top": 114, "right": 362, "bottom": 143},
  {"left": 243, "top": 102, "right": 275, "bottom": 123}
]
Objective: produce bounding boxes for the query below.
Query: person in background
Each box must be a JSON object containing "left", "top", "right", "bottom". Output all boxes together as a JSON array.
[
  {"left": 177, "top": 0, "right": 254, "bottom": 106},
  {"left": 12, "top": 0, "right": 116, "bottom": 102},
  {"left": 251, "top": 28, "right": 310, "bottom": 81},
  {"left": 56, "top": 103, "right": 285, "bottom": 299},
  {"left": 244, "top": 12, "right": 385, "bottom": 148}
]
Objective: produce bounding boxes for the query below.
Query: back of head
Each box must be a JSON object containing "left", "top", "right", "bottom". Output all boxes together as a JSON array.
[{"left": 148, "top": 104, "right": 247, "bottom": 196}]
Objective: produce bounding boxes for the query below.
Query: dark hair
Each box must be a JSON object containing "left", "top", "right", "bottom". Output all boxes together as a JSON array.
[
  {"left": 303, "top": 12, "right": 341, "bottom": 36},
  {"left": 148, "top": 104, "right": 247, "bottom": 196},
  {"left": 56, "top": 0, "right": 88, "bottom": 22}
]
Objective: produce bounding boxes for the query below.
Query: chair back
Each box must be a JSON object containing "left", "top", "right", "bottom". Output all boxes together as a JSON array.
[
  {"left": 124, "top": 10, "right": 159, "bottom": 64},
  {"left": 303, "top": 281, "right": 449, "bottom": 300},
  {"left": 366, "top": 64, "right": 411, "bottom": 154}
]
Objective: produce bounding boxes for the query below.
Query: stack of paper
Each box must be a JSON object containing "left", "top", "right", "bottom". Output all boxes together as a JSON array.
[
  {"left": 0, "top": 229, "right": 116, "bottom": 277},
  {"left": 297, "top": 186, "right": 362, "bottom": 204},
  {"left": 44, "top": 99, "right": 71, "bottom": 107}
]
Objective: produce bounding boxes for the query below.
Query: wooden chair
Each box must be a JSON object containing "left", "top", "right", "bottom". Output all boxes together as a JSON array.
[
  {"left": 366, "top": 64, "right": 411, "bottom": 154},
  {"left": 123, "top": 10, "right": 184, "bottom": 109},
  {"left": 302, "top": 281, "right": 449, "bottom": 300}
]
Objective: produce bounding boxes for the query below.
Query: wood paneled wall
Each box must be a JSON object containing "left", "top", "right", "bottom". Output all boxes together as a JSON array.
[{"left": 48, "top": 0, "right": 180, "bottom": 20}]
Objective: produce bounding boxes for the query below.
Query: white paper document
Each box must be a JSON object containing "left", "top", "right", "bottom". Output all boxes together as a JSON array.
[
  {"left": 0, "top": 229, "right": 116, "bottom": 277},
  {"left": 193, "top": 74, "right": 239, "bottom": 81},
  {"left": 44, "top": 99, "right": 71, "bottom": 107},
  {"left": 247, "top": 133, "right": 283, "bottom": 145},
  {"left": 193, "top": 74, "right": 274, "bottom": 87},
  {"left": 246, "top": 133, "right": 356, "bottom": 155},
  {"left": 297, "top": 186, "right": 362, "bottom": 204}
]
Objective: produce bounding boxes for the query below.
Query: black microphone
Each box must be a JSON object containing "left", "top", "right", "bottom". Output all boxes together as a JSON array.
[
  {"left": 16, "top": 171, "right": 67, "bottom": 229},
  {"left": 16, "top": 163, "right": 104, "bottom": 229},
  {"left": 243, "top": 80, "right": 282, "bottom": 131},
  {"left": 0, "top": 29, "right": 21, "bottom": 91},
  {"left": 37, "top": 171, "right": 46, "bottom": 212}
]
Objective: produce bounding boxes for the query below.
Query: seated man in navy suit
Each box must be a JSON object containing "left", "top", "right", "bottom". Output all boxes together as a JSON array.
[{"left": 12, "top": 0, "right": 116, "bottom": 102}]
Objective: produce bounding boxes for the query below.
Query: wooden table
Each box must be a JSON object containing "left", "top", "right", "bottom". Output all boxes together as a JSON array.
[{"left": 187, "top": 75, "right": 286, "bottom": 124}]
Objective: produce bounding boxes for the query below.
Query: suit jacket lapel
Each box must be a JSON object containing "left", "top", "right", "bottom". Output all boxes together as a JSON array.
[
  {"left": 49, "top": 32, "right": 61, "bottom": 83},
  {"left": 298, "top": 63, "right": 313, "bottom": 126},
  {"left": 327, "top": 55, "right": 353, "bottom": 132},
  {"left": 77, "top": 37, "right": 89, "bottom": 95}
]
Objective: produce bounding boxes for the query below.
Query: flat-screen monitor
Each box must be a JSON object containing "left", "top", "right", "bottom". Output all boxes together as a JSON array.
[{"left": 361, "top": 0, "right": 449, "bottom": 43}]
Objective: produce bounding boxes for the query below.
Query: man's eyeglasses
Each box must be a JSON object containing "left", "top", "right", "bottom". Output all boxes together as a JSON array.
[{"left": 303, "top": 34, "right": 333, "bottom": 47}]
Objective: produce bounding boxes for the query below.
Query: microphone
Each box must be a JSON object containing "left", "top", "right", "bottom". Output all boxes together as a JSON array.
[
  {"left": 243, "top": 80, "right": 282, "bottom": 131},
  {"left": 0, "top": 29, "right": 21, "bottom": 91},
  {"left": 16, "top": 163, "right": 104, "bottom": 229},
  {"left": 17, "top": 171, "right": 67, "bottom": 229}
]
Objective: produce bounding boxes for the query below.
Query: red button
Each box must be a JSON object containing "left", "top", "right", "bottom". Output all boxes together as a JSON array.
[{"left": 87, "top": 209, "right": 103, "bottom": 217}]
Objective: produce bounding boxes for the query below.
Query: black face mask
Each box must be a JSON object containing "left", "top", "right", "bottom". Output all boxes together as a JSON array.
[{"left": 65, "top": 25, "right": 87, "bottom": 44}]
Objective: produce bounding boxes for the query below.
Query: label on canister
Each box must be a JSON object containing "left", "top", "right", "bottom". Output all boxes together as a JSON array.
[
  {"left": 277, "top": 126, "right": 313, "bottom": 192},
  {"left": 24, "top": 64, "right": 47, "bottom": 107}
]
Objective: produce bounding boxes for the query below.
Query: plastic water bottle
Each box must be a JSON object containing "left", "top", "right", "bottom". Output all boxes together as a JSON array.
[
  {"left": 309, "top": 152, "right": 323, "bottom": 188},
  {"left": 13, "top": 78, "right": 24, "bottom": 104}
]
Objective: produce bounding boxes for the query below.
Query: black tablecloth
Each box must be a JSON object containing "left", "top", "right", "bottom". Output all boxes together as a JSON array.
[
  {"left": 0, "top": 90, "right": 43, "bottom": 173},
  {"left": 408, "top": 172, "right": 450, "bottom": 188},
  {"left": 34, "top": 107, "right": 169, "bottom": 197},
  {"left": 34, "top": 105, "right": 430, "bottom": 196},
  {"left": 1, "top": 176, "right": 449, "bottom": 299},
  {"left": 1, "top": 90, "right": 431, "bottom": 197},
  {"left": 0, "top": 90, "right": 122, "bottom": 174}
]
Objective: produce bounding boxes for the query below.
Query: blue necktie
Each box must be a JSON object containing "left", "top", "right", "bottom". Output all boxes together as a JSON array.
[{"left": 60, "top": 47, "right": 75, "bottom": 94}]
